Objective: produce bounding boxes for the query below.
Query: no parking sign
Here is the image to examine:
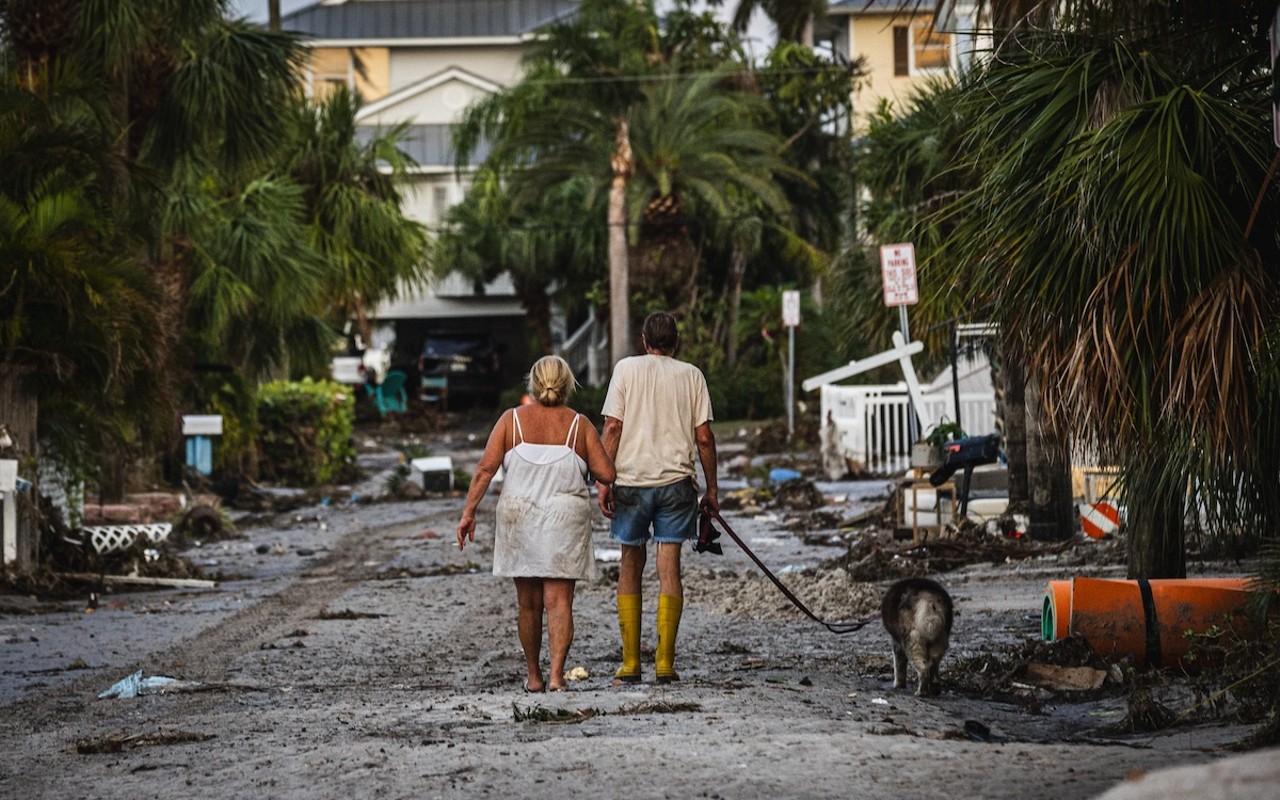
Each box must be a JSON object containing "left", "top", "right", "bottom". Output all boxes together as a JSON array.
[{"left": 880, "top": 243, "right": 918, "bottom": 307}]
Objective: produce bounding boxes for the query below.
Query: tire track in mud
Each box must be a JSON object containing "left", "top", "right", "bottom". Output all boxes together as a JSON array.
[
  {"left": 154, "top": 517, "right": 418, "bottom": 685},
  {"left": 0, "top": 509, "right": 451, "bottom": 733}
]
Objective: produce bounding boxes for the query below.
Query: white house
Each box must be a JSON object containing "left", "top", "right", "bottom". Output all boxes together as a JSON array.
[{"left": 282, "top": 0, "right": 583, "bottom": 396}]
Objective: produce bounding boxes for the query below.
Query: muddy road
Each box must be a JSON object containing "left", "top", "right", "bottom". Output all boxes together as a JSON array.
[{"left": 0, "top": 429, "right": 1271, "bottom": 799}]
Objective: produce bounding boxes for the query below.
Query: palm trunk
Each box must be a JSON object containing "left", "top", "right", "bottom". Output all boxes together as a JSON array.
[
  {"left": 354, "top": 299, "right": 372, "bottom": 353},
  {"left": 1024, "top": 373, "right": 1075, "bottom": 541},
  {"left": 1124, "top": 451, "right": 1188, "bottom": 579},
  {"left": 511, "top": 275, "right": 555, "bottom": 355},
  {"left": 998, "top": 342, "right": 1028, "bottom": 511},
  {"left": 724, "top": 244, "right": 748, "bottom": 367},
  {"left": 609, "top": 119, "right": 632, "bottom": 365}
]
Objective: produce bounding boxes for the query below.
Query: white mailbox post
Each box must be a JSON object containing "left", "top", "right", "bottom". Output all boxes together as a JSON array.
[
  {"left": 0, "top": 459, "right": 17, "bottom": 565},
  {"left": 182, "top": 415, "right": 224, "bottom": 476}
]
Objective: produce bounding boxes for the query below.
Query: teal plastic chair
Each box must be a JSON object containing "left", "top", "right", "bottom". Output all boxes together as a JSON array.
[
  {"left": 421, "top": 375, "right": 449, "bottom": 412},
  {"left": 375, "top": 370, "right": 409, "bottom": 416}
]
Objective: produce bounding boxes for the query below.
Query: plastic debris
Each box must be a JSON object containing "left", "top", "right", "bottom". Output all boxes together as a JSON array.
[
  {"left": 768, "top": 468, "right": 802, "bottom": 484},
  {"left": 97, "top": 670, "right": 194, "bottom": 699}
]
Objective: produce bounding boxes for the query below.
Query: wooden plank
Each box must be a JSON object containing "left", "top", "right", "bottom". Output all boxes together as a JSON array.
[{"left": 59, "top": 572, "right": 218, "bottom": 590}]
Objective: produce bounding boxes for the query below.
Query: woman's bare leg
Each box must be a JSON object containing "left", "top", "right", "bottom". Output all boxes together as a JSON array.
[
  {"left": 514, "top": 578, "right": 545, "bottom": 691},
  {"left": 543, "top": 578, "right": 576, "bottom": 690}
]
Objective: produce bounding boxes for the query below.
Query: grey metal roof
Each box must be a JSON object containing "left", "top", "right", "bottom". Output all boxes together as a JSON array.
[
  {"left": 826, "top": 0, "right": 922, "bottom": 14},
  {"left": 357, "top": 123, "right": 489, "bottom": 167},
  {"left": 283, "top": 0, "right": 580, "bottom": 39}
]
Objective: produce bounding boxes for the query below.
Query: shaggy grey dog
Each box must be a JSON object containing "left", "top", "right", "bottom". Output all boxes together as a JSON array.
[{"left": 881, "top": 577, "right": 953, "bottom": 696}]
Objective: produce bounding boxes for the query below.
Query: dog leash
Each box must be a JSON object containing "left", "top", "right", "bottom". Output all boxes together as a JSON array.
[{"left": 696, "top": 510, "right": 875, "bottom": 635}]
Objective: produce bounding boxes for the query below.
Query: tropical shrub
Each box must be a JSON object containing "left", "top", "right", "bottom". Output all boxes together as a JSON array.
[{"left": 256, "top": 379, "right": 356, "bottom": 486}]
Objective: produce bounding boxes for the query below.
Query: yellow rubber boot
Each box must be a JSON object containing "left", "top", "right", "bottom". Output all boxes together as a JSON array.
[
  {"left": 655, "top": 594, "right": 683, "bottom": 684},
  {"left": 614, "top": 594, "right": 642, "bottom": 684}
]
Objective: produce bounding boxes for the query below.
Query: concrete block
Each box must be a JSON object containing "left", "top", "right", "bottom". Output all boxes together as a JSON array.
[{"left": 410, "top": 456, "right": 454, "bottom": 492}]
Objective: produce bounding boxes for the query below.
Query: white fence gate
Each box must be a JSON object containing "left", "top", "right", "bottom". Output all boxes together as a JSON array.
[{"left": 818, "top": 356, "right": 998, "bottom": 475}]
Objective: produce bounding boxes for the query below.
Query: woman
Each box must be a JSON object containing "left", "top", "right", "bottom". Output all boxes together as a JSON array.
[{"left": 457, "top": 355, "right": 615, "bottom": 692}]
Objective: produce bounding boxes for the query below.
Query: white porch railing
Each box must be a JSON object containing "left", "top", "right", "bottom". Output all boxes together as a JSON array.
[
  {"left": 556, "top": 309, "right": 609, "bottom": 388},
  {"left": 821, "top": 383, "right": 999, "bottom": 475}
]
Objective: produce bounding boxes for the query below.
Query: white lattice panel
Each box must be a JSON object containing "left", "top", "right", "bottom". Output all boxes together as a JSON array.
[{"left": 83, "top": 523, "right": 173, "bottom": 554}]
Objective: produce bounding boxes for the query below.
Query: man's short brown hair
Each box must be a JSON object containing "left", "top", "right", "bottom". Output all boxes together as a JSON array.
[{"left": 642, "top": 312, "right": 678, "bottom": 354}]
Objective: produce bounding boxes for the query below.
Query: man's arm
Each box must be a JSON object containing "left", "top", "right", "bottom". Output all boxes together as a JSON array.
[
  {"left": 694, "top": 421, "right": 719, "bottom": 515},
  {"left": 597, "top": 415, "right": 623, "bottom": 518}
]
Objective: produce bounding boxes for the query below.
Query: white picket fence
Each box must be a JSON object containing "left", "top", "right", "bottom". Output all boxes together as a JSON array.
[{"left": 818, "top": 357, "right": 999, "bottom": 475}]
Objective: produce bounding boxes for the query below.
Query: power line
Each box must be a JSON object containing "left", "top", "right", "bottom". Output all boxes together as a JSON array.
[
  {"left": 426, "top": 211, "right": 816, "bottom": 235},
  {"left": 515, "top": 63, "right": 859, "bottom": 88}
]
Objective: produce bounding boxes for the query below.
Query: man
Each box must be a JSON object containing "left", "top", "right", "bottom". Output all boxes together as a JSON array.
[{"left": 597, "top": 312, "right": 719, "bottom": 684}]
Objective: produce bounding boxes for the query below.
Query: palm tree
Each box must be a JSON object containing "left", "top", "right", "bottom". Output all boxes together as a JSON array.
[
  {"left": 622, "top": 65, "right": 795, "bottom": 316},
  {"left": 455, "top": 0, "right": 657, "bottom": 365},
  {"left": 722, "top": 0, "right": 829, "bottom": 45},
  {"left": 0, "top": 1, "right": 316, "bottom": 495},
  {"left": 436, "top": 169, "right": 607, "bottom": 355},
  {"left": 283, "top": 85, "right": 431, "bottom": 364},
  {"left": 938, "top": 2, "right": 1280, "bottom": 577},
  {"left": 455, "top": 0, "right": 796, "bottom": 363}
]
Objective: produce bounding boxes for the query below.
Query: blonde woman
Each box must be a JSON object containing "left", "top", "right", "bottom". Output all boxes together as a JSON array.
[{"left": 457, "top": 355, "right": 615, "bottom": 692}]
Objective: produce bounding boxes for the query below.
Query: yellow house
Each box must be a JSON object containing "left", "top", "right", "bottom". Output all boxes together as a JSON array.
[
  {"left": 282, "top": 0, "right": 581, "bottom": 395},
  {"left": 817, "top": 0, "right": 985, "bottom": 131}
]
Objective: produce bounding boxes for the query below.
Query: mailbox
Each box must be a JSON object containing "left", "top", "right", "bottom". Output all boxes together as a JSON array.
[{"left": 929, "top": 434, "right": 1001, "bottom": 517}]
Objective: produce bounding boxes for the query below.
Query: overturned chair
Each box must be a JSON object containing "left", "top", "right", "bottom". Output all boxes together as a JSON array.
[{"left": 373, "top": 370, "right": 409, "bottom": 416}]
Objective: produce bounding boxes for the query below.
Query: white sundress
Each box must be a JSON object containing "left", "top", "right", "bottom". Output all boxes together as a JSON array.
[{"left": 492, "top": 410, "right": 596, "bottom": 580}]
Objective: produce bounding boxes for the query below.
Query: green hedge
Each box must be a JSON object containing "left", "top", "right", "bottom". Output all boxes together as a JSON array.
[{"left": 256, "top": 378, "right": 356, "bottom": 486}]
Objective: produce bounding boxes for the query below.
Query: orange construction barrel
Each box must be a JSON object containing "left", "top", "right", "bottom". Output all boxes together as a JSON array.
[
  {"left": 1066, "top": 577, "right": 1260, "bottom": 670},
  {"left": 1041, "top": 580, "right": 1072, "bottom": 641}
]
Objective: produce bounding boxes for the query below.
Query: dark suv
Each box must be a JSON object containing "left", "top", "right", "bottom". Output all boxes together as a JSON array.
[{"left": 418, "top": 332, "right": 503, "bottom": 405}]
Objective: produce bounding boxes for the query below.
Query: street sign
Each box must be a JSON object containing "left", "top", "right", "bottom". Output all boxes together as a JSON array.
[
  {"left": 782, "top": 290, "right": 801, "bottom": 327},
  {"left": 880, "top": 243, "right": 918, "bottom": 307}
]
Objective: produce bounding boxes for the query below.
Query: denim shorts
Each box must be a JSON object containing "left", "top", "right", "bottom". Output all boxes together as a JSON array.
[{"left": 609, "top": 479, "right": 699, "bottom": 546}]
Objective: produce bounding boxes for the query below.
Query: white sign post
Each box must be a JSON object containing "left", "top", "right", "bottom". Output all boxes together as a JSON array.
[
  {"left": 782, "top": 290, "right": 801, "bottom": 438},
  {"left": 881, "top": 243, "right": 921, "bottom": 441}
]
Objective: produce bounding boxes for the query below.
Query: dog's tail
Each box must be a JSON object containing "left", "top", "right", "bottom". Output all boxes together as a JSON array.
[{"left": 913, "top": 595, "right": 951, "bottom": 643}]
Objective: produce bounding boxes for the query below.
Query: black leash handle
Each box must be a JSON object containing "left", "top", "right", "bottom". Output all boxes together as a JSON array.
[{"left": 702, "top": 511, "right": 875, "bottom": 635}]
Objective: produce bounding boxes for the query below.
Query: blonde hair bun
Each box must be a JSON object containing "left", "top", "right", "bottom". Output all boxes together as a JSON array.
[{"left": 526, "top": 355, "right": 575, "bottom": 407}]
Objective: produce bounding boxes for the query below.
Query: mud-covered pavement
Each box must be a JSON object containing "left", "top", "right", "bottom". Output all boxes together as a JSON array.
[{"left": 0, "top": 420, "right": 1274, "bottom": 799}]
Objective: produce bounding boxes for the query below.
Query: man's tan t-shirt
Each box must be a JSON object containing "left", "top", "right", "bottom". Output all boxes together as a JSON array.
[{"left": 601, "top": 353, "right": 714, "bottom": 487}]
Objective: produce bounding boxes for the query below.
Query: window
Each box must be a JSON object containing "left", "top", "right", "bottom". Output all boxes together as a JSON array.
[
  {"left": 307, "top": 47, "right": 390, "bottom": 101},
  {"left": 310, "top": 48, "right": 350, "bottom": 98},
  {"left": 913, "top": 19, "right": 950, "bottom": 71},
  {"left": 893, "top": 27, "right": 909, "bottom": 76},
  {"left": 433, "top": 186, "right": 451, "bottom": 223},
  {"left": 892, "top": 17, "right": 951, "bottom": 76}
]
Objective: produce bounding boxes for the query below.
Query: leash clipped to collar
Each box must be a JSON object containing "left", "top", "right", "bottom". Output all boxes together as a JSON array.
[{"left": 695, "top": 509, "right": 874, "bottom": 635}]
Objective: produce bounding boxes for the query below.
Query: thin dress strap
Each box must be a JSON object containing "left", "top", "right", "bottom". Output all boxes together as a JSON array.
[
  {"left": 511, "top": 408, "right": 525, "bottom": 446},
  {"left": 564, "top": 413, "right": 580, "bottom": 448}
]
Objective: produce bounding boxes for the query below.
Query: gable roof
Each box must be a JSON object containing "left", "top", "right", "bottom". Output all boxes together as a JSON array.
[
  {"left": 356, "top": 66, "right": 502, "bottom": 118},
  {"left": 283, "top": 0, "right": 580, "bottom": 40}
]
